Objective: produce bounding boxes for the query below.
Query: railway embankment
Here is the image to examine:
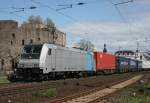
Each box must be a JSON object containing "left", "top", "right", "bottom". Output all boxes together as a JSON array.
[
  {"left": 50, "top": 75, "right": 143, "bottom": 103},
  {"left": 97, "top": 72, "right": 150, "bottom": 103}
]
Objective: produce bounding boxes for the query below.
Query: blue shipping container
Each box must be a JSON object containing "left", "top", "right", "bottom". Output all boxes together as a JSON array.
[
  {"left": 86, "top": 52, "right": 94, "bottom": 71},
  {"left": 129, "top": 59, "right": 138, "bottom": 71}
]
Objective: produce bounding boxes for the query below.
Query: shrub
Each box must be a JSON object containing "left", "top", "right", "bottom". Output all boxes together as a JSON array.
[{"left": 44, "top": 88, "right": 57, "bottom": 98}]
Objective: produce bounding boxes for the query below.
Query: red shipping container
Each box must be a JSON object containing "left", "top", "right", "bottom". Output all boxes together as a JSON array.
[{"left": 94, "top": 52, "right": 116, "bottom": 71}]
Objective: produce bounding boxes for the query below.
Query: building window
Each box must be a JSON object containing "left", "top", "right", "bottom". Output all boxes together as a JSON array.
[
  {"left": 12, "top": 33, "right": 15, "bottom": 39},
  {"left": 22, "top": 40, "right": 25, "bottom": 45},
  {"left": 11, "top": 41, "right": 13, "bottom": 45},
  {"left": 30, "top": 39, "right": 33, "bottom": 44},
  {"left": 38, "top": 38, "right": 40, "bottom": 41},
  {"left": 1, "top": 59, "right": 4, "bottom": 70}
]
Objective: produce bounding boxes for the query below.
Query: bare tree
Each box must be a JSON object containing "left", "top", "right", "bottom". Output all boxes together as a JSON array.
[
  {"left": 34, "top": 15, "right": 43, "bottom": 24},
  {"left": 20, "top": 15, "right": 43, "bottom": 27},
  {"left": 76, "top": 39, "right": 95, "bottom": 52},
  {"left": 21, "top": 15, "right": 44, "bottom": 29},
  {"left": 28, "top": 15, "right": 35, "bottom": 23},
  {"left": 45, "top": 17, "right": 55, "bottom": 28}
]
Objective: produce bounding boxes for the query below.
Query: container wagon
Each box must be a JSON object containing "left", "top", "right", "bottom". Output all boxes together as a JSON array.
[
  {"left": 94, "top": 52, "right": 116, "bottom": 74},
  {"left": 129, "top": 59, "right": 142, "bottom": 72},
  {"left": 116, "top": 56, "right": 130, "bottom": 73},
  {"left": 129, "top": 59, "right": 138, "bottom": 72}
]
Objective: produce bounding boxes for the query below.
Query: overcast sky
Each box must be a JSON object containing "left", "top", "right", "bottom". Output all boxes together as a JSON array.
[{"left": 0, "top": 0, "right": 150, "bottom": 53}]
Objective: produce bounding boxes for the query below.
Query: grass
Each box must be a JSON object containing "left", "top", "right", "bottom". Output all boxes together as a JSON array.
[
  {"left": 0, "top": 76, "right": 10, "bottom": 84},
  {"left": 125, "top": 83, "right": 150, "bottom": 103},
  {"left": 0, "top": 71, "right": 10, "bottom": 84},
  {"left": 44, "top": 88, "right": 57, "bottom": 97},
  {"left": 138, "top": 83, "right": 150, "bottom": 97},
  {"left": 32, "top": 87, "right": 58, "bottom": 99},
  {"left": 128, "top": 97, "right": 150, "bottom": 103}
]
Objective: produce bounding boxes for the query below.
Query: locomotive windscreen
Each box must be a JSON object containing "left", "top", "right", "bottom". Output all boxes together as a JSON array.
[{"left": 21, "top": 45, "right": 42, "bottom": 59}]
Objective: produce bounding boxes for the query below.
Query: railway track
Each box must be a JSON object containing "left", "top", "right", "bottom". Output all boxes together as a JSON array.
[
  {"left": 50, "top": 75, "right": 143, "bottom": 103},
  {"left": 0, "top": 71, "right": 148, "bottom": 103},
  {"left": 0, "top": 74, "right": 130, "bottom": 97},
  {"left": 0, "top": 81, "right": 60, "bottom": 97}
]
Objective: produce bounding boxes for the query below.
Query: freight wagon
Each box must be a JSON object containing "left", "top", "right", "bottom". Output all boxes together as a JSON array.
[
  {"left": 116, "top": 56, "right": 143, "bottom": 73},
  {"left": 116, "top": 56, "right": 130, "bottom": 73},
  {"left": 129, "top": 59, "right": 138, "bottom": 72},
  {"left": 94, "top": 52, "right": 116, "bottom": 74}
]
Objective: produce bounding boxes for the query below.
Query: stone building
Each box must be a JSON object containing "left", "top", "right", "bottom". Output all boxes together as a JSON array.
[{"left": 0, "top": 20, "right": 66, "bottom": 72}]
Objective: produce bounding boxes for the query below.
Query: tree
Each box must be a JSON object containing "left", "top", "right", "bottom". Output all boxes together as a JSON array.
[
  {"left": 28, "top": 15, "right": 35, "bottom": 23},
  {"left": 34, "top": 15, "right": 43, "bottom": 24},
  {"left": 26, "top": 15, "right": 43, "bottom": 24},
  {"left": 21, "top": 15, "right": 44, "bottom": 29},
  {"left": 45, "top": 17, "right": 55, "bottom": 28},
  {"left": 76, "top": 39, "right": 95, "bottom": 52}
]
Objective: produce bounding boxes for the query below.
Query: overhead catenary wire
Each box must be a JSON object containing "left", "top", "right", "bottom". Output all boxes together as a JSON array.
[
  {"left": 0, "top": 0, "right": 29, "bottom": 21},
  {"left": 12, "top": 6, "right": 37, "bottom": 10},
  {"left": 56, "top": 4, "right": 73, "bottom": 11},
  {"left": 56, "top": 2, "right": 86, "bottom": 11},
  {"left": 1, "top": 0, "right": 86, "bottom": 33},
  {"left": 113, "top": 0, "right": 149, "bottom": 52},
  {"left": 107, "top": 0, "right": 134, "bottom": 32},
  {"left": 10, "top": 9, "right": 25, "bottom": 14},
  {"left": 114, "top": 0, "right": 134, "bottom": 5},
  {"left": 30, "top": 0, "right": 101, "bottom": 21},
  {"left": 10, "top": 6, "right": 37, "bottom": 14},
  {"left": 56, "top": 0, "right": 102, "bottom": 11},
  {"left": 107, "top": 0, "right": 128, "bottom": 23},
  {"left": 29, "top": 0, "right": 111, "bottom": 39},
  {"left": 29, "top": 0, "right": 139, "bottom": 52},
  {"left": 56, "top": 0, "right": 101, "bottom": 7},
  {"left": 30, "top": 0, "right": 77, "bottom": 22},
  {"left": 107, "top": 0, "right": 138, "bottom": 51},
  {"left": 0, "top": 9, "right": 26, "bottom": 21}
]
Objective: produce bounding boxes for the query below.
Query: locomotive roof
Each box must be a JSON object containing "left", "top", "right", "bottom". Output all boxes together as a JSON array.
[{"left": 44, "top": 43, "right": 89, "bottom": 53}]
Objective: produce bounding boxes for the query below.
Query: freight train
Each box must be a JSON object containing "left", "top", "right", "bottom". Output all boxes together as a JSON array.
[{"left": 8, "top": 43, "right": 143, "bottom": 81}]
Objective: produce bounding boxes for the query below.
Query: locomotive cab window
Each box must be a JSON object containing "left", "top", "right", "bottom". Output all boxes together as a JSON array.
[
  {"left": 48, "top": 49, "right": 51, "bottom": 55},
  {"left": 21, "top": 45, "right": 42, "bottom": 59}
]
